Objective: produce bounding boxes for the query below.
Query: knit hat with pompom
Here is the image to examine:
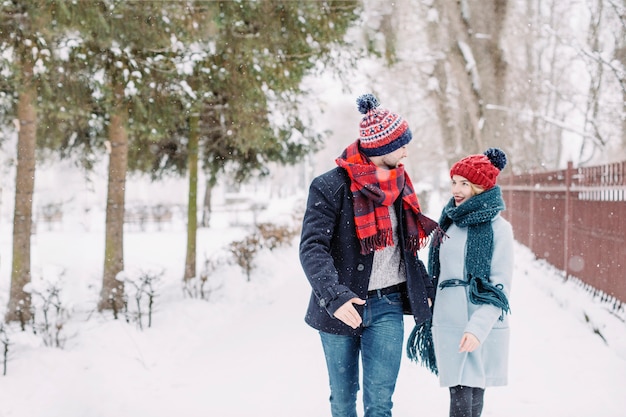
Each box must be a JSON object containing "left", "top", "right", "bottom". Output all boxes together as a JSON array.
[
  {"left": 356, "top": 93, "right": 412, "bottom": 157},
  {"left": 450, "top": 148, "right": 507, "bottom": 190}
]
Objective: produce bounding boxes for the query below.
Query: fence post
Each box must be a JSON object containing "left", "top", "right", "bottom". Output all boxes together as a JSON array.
[
  {"left": 529, "top": 172, "right": 534, "bottom": 251},
  {"left": 507, "top": 172, "right": 513, "bottom": 233},
  {"left": 563, "top": 161, "right": 573, "bottom": 281},
  {"left": 507, "top": 171, "right": 512, "bottom": 214}
]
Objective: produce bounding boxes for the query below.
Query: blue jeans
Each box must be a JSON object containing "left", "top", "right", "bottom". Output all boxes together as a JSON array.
[{"left": 319, "top": 291, "right": 404, "bottom": 417}]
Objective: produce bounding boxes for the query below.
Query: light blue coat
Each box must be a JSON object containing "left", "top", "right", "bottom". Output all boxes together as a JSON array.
[{"left": 431, "top": 214, "right": 514, "bottom": 388}]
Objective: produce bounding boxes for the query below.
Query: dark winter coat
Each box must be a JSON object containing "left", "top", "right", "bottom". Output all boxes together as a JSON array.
[{"left": 299, "top": 167, "right": 435, "bottom": 336}]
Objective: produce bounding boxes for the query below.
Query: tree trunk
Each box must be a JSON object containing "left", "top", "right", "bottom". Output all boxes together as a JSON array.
[
  {"left": 5, "top": 81, "right": 37, "bottom": 326},
  {"left": 429, "top": 0, "right": 509, "bottom": 161},
  {"left": 425, "top": 14, "right": 462, "bottom": 169},
  {"left": 98, "top": 95, "right": 128, "bottom": 314},
  {"left": 200, "top": 181, "right": 212, "bottom": 228},
  {"left": 615, "top": 27, "right": 626, "bottom": 150},
  {"left": 183, "top": 113, "right": 199, "bottom": 282},
  {"left": 467, "top": 0, "right": 509, "bottom": 147}
]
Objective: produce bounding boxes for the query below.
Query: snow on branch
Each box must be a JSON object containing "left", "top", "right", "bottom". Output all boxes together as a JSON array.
[
  {"left": 485, "top": 104, "right": 602, "bottom": 142},
  {"left": 457, "top": 40, "right": 481, "bottom": 92},
  {"left": 543, "top": 25, "right": 626, "bottom": 93},
  {"left": 606, "top": 0, "right": 626, "bottom": 29}
]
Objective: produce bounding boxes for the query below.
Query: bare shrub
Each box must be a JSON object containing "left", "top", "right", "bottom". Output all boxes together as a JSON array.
[
  {"left": 255, "top": 222, "right": 298, "bottom": 250},
  {"left": 229, "top": 234, "right": 262, "bottom": 282},
  {"left": 0, "top": 324, "right": 9, "bottom": 376},
  {"left": 184, "top": 250, "right": 228, "bottom": 300},
  {"left": 27, "top": 271, "right": 70, "bottom": 348},
  {"left": 121, "top": 269, "right": 163, "bottom": 330}
]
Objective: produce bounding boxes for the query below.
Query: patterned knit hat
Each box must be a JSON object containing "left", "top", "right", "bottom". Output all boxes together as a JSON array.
[
  {"left": 450, "top": 148, "right": 507, "bottom": 190},
  {"left": 356, "top": 93, "right": 412, "bottom": 157}
]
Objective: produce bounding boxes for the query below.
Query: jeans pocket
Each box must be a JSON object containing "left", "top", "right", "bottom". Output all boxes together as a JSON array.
[{"left": 383, "top": 292, "right": 403, "bottom": 306}]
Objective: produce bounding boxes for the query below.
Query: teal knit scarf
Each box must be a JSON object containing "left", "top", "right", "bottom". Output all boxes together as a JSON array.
[{"left": 429, "top": 185, "right": 510, "bottom": 317}]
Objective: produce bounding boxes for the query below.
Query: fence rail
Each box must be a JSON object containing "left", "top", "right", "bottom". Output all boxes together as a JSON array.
[{"left": 500, "top": 160, "right": 626, "bottom": 310}]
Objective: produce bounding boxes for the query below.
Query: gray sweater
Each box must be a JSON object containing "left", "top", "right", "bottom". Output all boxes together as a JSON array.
[{"left": 368, "top": 208, "right": 406, "bottom": 291}]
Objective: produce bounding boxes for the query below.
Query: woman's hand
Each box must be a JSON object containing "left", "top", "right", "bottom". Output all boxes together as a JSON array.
[{"left": 459, "top": 332, "right": 480, "bottom": 352}]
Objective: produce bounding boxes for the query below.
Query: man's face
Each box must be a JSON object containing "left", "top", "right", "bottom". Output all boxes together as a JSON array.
[{"left": 372, "top": 145, "right": 408, "bottom": 169}]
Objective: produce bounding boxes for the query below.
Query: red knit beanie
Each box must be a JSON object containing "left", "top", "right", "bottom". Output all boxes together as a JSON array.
[
  {"left": 450, "top": 148, "right": 507, "bottom": 190},
  {"left": 356, "top": 94, "right": 412, "bottom": 157}
]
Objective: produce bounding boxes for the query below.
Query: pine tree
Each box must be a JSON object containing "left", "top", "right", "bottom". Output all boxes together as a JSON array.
[
  {"left": 2, "top": 1, "right": 361, "bottom": 311},
  {"left": 44, "top": 1, "right": 197, "bottom": 312},
  {"left": 124, "top": 2, "right": 361, "bottom": 283},
  {"left": 0, "top": 1, "right": 69, "bottom": 324}
]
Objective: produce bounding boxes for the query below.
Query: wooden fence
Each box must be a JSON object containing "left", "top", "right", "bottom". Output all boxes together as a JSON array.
[{"left": 500, "top": 160, "right": 626, "bottom": 312}]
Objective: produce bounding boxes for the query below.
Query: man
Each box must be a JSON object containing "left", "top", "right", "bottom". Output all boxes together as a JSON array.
[{"left": 299, "top": 93, "right": 439, "bottom": 417}]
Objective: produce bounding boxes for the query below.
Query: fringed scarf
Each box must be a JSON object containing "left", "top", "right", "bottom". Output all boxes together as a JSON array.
[
  {"left": 428, "top": 185, "right": 510, "bottom": 318},
  {"left": 407, "top": 185, "right": 510, "bottom": 375},
  {"left": 336, "top": 141, "right": 440, "bottom": 255},
  {"left": 406, "top": 319, "right": 438, "bottom": 374}
]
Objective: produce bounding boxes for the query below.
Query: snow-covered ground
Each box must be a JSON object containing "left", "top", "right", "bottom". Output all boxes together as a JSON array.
[{"left": 0, "top": 195, "right": 625, "bottom": 417}]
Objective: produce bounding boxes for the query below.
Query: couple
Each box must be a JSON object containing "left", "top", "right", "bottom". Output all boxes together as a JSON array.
[{"left": 299, "top": 94, "right": 514, "bottom": 417}]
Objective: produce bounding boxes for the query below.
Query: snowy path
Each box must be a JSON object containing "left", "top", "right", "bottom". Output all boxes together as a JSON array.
[
  {"left": 182, "top": 241, "right": 626, "bottom": 417},
  {"left": 1, "top": 232, "right": 625, "bottom": 417},
  {"left": 242, "top": 242, "right": 626, "bottom": 417}
]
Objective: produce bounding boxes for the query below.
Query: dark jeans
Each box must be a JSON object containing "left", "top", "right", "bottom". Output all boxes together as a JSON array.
[
  {"left": 449, "top": 385, "right": 485, "bottom": 417},
  {"left": 319, "top": 291, "right": 404, "bottom": 417}
]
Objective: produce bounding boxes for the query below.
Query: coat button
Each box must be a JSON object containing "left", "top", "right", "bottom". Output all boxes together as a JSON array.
[
  {"left": 319, "top": 298, "right": 327, "bottom": 307},
  {"left": 357, "top": 263, "right": 365, "bottom": 271}
]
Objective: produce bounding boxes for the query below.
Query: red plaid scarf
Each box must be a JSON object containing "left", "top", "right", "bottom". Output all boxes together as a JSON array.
[{"left": 336, "top": 141, "right": 440, "bottom": 255}]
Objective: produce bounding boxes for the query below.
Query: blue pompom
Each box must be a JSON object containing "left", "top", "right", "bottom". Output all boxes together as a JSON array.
[
  {"left": 356, "top": 94, "right": 380, "bottom": 114},
  {"left": 484, "top": 147, "right": 507, "bottom": 171}
]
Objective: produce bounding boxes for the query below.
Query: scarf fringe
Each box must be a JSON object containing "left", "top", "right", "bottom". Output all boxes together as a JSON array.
[
  {"left": 405, "top": 213, "right": 446, "bottom": 255},
  {"left": 359, "top": 229, "right": 394, "bottom": 254},
  {"left": 417, "top": 212, "right": 441, "bottom": 238},
  {"left": 430, "top": 227, "right": 448, "bottom": 247},
  {"left": 405, "top": 236, "right": 432, "bottom": 255},
  {"left": 406, "top": 319, "right": 438, "bottom": 375},
  {"left": 468, "top": 275, "right": 511, "bottom": 320}
]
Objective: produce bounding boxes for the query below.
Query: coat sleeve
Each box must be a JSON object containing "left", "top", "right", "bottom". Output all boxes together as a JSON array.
[
  {"left": 464, "top": 218, "right": 514, "bottom": 343},
  {"left": 299, "top": 175, "right": 358, "bottom": 317}
]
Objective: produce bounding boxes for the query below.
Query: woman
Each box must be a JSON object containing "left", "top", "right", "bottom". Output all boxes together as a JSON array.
[{"left": 428, "top": 148, "right": 514, "bottom": 417}]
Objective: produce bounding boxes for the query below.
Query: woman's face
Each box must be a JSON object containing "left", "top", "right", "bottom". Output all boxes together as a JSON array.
[{"left": 451, "top": 174, "right": 482, "bottom": 206}]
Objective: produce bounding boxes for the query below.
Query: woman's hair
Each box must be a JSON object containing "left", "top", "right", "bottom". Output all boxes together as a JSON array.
[{"left": 471, "top": 183, "right": 485, "bottom": 196}]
